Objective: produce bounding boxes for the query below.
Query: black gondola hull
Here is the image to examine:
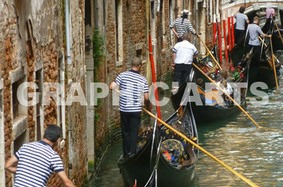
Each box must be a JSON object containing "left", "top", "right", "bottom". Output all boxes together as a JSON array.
[{"left": 118, "top": 109, "right": 198, "bottom": 187}]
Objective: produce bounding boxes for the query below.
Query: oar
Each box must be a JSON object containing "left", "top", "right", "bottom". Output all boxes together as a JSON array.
[
  {"left": 142, "top": 108, "right": 260, "bottom": 187},
  {"left": 192, "top": 64, "right": 262, "bottom": 128},
  {"left": 269, "top": 36, "right": 279, "bottom": 90},
  {"left": 196, "top": 34, "right": 223, "bottom": 70},
  {"left": 274, "top": 21, "right": 283, "bottom": 46},
  {"left": 258, "top": 36, "right": 279, "bottom": 68},
  {"left": 258, "top": 36, "right": 279, "bottom": 90}
]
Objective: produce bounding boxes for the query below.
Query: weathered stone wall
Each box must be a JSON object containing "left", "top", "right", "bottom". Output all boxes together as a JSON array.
[
  {"left": 97, "top": 0, "right": 149, "bottom": 146},
  {"left": 0, "top": 0, "right": 87, "bottom": 186}
]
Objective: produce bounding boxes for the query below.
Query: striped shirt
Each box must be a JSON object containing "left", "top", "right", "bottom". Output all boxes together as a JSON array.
[
  {"left": 173, "top": 40, "right": 198, "bottom": 64},
  {"left": 14, "top": 141, "right": 64, "bottom": 187},
  {"left": 170, "top": 17, "right": 196, "bottom": 37},
  {"left": 115, "top": 70, "right": 149, "bottom": 112}
]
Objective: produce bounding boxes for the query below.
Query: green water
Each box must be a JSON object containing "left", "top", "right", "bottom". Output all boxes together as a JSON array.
[{"left": 90, "top": 79, "right": 283, "bottom": 187}]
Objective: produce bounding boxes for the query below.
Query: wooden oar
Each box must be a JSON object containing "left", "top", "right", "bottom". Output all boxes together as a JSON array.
[
  {"left": 196, "top": 34, "right": 223, "bottom": 70},
  {"left": 274, "top": 21, "right": 283, "bottom": 46},
  {"left": 269, "top": 36, "right": 279, "bottom": 90},
  {"left": 258, "top": 36, "right": 279, "bottom": 68},
  {"left": 258, "top": 36, "right": 279, "bottom": 90},
  {"left": 142, "top": 108, "right": 260, "bottom": 187},
  {"left": 192, "top": 64, "right": 262, "bottom": 128}
]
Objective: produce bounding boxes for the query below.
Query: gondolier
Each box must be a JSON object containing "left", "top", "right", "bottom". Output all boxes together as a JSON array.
[
  {"left": 110, "top": 57, "right": 149, "bottom": 159},
  {"left": 170, "top": 9, "right": 196, "bottom": 42},
  {"left": 172, "top": 33, "right": 198, "bottom": 89},
  {"left": 247, "top": 16, "right": 271, "bottom": 63}
]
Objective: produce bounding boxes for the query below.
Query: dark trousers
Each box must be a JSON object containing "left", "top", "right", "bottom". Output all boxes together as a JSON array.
[
  {"left": 174, "top": 64, "right": 192, "bottom": 86},
  {"left": 120, "top": 111, "right": 141, "bottom": 157},
  {"left": 234, "top": 29, "right": 246, "bottom": 44}
]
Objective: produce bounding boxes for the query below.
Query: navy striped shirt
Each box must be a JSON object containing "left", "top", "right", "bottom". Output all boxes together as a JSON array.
[
  {"left": 115, "top": 70, "right": 149, "bottom": 112},
  {"left": 14, "top": 141, "right": 64, "bottom": 187},
  {"left": 170, "top": 17, "right": 196, "bottom": 37}
]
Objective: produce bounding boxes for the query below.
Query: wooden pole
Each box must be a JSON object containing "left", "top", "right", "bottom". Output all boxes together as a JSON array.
[
  {"left": 231, "top": 17, "right": 235, "bottom": 48},
  {"left": 228, "top": 17, "right": 232, "bottom": 53},
  {"left": 223, "top": 19, "right": 229, "bottom": 63},
  {"left": 197, "top": 34, "right": 223, "bottom": 70},
  {"left": 269, "top": 37, "right": 279, "bottom": 90},
  {"left": 148, "top": 33, "right": 162, "bottom": 119},
  {"left": 274, "top": 21, "right": 283, "bottom": 46},
  {"left": 217, "top": 21, "right": 222, "bottom": 64}
]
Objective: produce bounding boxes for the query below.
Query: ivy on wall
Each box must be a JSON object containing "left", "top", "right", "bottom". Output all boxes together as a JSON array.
[{"left": 92, "top": 28, "right": 104, "bottom": 80}]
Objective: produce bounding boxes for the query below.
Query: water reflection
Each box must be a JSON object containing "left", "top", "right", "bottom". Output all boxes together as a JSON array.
[{"left": 91, "top": 82, "right": 283, "bottom": 187}]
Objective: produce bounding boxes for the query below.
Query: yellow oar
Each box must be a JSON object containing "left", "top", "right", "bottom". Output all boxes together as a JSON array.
[
  {"left": 258, "top": 36, "right": 278, "bottom": 68},
  {"left": 193, "top": 63, "right": 262, "bottom": 128},
  {"left": 274, "top": 21, "right": 283, "bottom": 46},
  {"left": 258, "top": 36, "right": 279, "bottom": 90},
  {"left": 269, "top": 36, "right": 279, "bottom": 90},
  {"left": 196, "top": 34, "right": 223, "bottom": 70},
  {"left": 142, "top": 108, "right": 260, "bottom": 187}
]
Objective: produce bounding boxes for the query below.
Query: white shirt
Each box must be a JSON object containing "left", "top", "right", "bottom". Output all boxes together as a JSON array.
[
  {"left": 172, "top": 40, "right": 198, "bottom": 65},
  {"left": 216, "top": 81, "right": 233, "bottom": 95}
]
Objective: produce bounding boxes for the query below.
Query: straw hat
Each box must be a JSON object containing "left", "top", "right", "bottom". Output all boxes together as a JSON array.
[{"left": 181, "top": 9, "right": 191, "bottom": 15}]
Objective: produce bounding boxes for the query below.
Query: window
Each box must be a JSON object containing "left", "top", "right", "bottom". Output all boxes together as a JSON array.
[
  {"left": 13, "top": 130, "right": 28, "bottom": 153},
  {"left": 12, "top": 77, "right": 26, "bottom": 119}
]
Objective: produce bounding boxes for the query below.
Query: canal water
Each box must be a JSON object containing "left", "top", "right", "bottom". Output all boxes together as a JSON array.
[{"left": 90, "top": 77, "right": 283, "bottom": 187}]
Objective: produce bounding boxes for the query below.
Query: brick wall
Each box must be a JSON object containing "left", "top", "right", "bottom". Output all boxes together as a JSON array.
[{"left": 0, "top": 0, "right": 87, "bottom": 186}]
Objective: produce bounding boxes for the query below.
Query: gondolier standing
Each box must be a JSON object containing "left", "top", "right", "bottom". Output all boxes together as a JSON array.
[
  {"left": 234, "top": 6, "right": 249, "bottom": 44},
  {"left": 110, "top": 57, "right": 149, "bottom": 159},
  {"left": 172, "top": 33, "right": 198, "bottom": 89},
  {"left": 170, "top": 9, "right": 196, "bottom": 42},
  {"left": 247, "top": 16, "right": 271, "bottom": 63}
]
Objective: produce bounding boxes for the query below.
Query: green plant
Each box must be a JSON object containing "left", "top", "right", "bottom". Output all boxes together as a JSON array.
[{"left": 92, "top": 28, "right": 104, "bottom": 79}]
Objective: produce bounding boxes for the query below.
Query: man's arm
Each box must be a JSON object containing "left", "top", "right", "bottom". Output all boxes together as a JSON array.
[
  {"left": 57, "top": 171, "right": 76, "bottom": 187},
  {"left": 172, "top": 28, "right": 179, "bottom": 38},
  {"left": 5, "top": 155, "right": 18, "bottom": 174},
  {"left": 109, "top": 81, "right": 118, "bottom": 90}
]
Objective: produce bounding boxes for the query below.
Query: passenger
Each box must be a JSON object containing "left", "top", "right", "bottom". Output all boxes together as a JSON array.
[
  {"left": 196, "top": 78, "right": 205, "bottom": 105},
  {"left": 219, "top": 80, "right": 234, "bottom": 107},
  {"left": 170, "top": 9, "right": 196, "bottom": 42},
  {"left": 262, "top": 3, "right": 275, "bottom": 33},
  {"left": 266, "top": 4, "right": 276, "bottom": 20},
  {"left": 234, "top": 6, "right": 249, "bottom": 44}
]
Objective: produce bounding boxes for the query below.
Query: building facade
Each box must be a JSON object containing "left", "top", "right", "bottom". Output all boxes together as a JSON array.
[{"left": 0, "top": 0, "right": 87, "bottom": 186}]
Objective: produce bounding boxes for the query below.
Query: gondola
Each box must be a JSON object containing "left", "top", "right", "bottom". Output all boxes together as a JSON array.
[
  {"left": 230, "top": 30, "right": 281, "bottom": 90},
  {"left": 170, "top": 51, "right": 251, "bottom": 124},
  {"left": 118, "top": 104, "right": 198, "bottom": 187},
  {"left": 232, "top": 8, "right": 283, "bottom": 90}
]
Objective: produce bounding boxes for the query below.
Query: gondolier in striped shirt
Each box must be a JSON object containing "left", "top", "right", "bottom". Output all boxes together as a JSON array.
[
  {"left": 170, "top": 9, "right": 196, "bottom": 42},
  {"left": 110, "top": 57, "right": 149, "bottom": 159},
  {"left": 5, "top": 124, "right": 75, "bottom": 187}
]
